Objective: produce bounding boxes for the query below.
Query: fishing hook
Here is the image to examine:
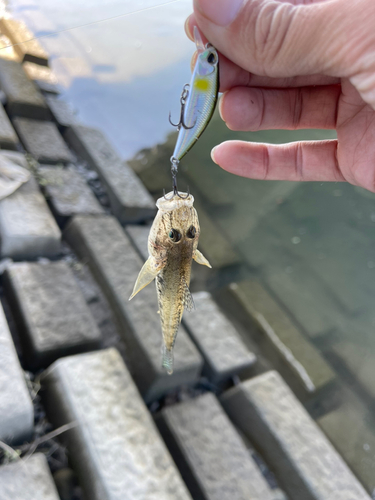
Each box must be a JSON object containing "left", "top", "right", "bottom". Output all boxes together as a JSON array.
[
  {"left": 169, "top": 84, "right": 196, "bottom": 131},
  {"left": 163, "top": 157, "right": 190, "bottom": 200}
]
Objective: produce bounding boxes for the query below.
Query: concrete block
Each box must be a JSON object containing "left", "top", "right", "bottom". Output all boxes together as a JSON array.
[
  {"left": 183, "top": 291, "right": 256, "bottom": 383},
  {"left": 0, "top": 18, "right": 48, "bottom": 66},
  {"left": 3, "top": 261, "right": 102, "bottom": 368},
  {"left": 45, "top": 95, "right": 76, "bottom": 128},
  {"left": 0, "top": 175, "right": 61, "bottom": 260},
  {"left": 221, "top": 371, "right": 371, "bottom": 500},
  {"left": 64, "top": 125, "right": 155, "bottom": 223},
  {"left": 125, "top": 224, "right": 150, "bottom": 260},
  {"left": 0, "top": 301, "right": 33, "bottom": 445},
  {"left": 0, "top": 58, "right": 49, "bottom": 119},
  {"left": 228, "top": 281, "right": 335, "bottom": 394},
  {"left": 0, "top": 101, "right": 18, "bottom": 149},
  {"left": 0, "top": 454, "right": 60, "bottom": 500},
  {"left": 156, "top": 392, "right": 273, "bottom": 500},
  {"left": 12, "top": 118, "right": 73, "bottom": 164},
  {"left": 64, "top": 215, "right": 203, "bottom": 402},
  {"left": 42, "top": 348, "right": 193, "bottom": 500},
  {"left": 22, "top": 62, "right": 60, "bottom": 94},
  {"left": 0, "top": 34, "right": 20, "bottom": 62},
  {"left": 39, "top": 166, "right": 104, "bottom": 220}
]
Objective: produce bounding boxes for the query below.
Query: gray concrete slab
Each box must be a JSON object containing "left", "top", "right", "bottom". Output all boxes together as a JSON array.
[
  {"left": 0, "top": 101, "right": 18, "bottom": 149},
  {"left": 64, "top": 215, "right": 203, "bottom": 401},
  {"left": 183, "top": 291, "right": 256, "bottom": 384},
  {"left": 0, "top": 59, "right": 49, "bottom": 119},
  {"left": 228, "top": 280, "right": 335, "bottom": 394},
  {"left": 0, "top": 454, "right": 60, "bottom": 500},
  {"left": 12, "top": 118, "right": 73, "bottom": 164},
  {"left": 42, "top": 348, "right": 193, "bottom": 500},
  {"left": 3, "top": 261, "right": 102, "bottom": 369},
  {"left": 0, "top": 18, "right": 48, "bottom": 66},
  {"left": 221, "top": 371, "right": 371, "bottom": 500},
  {"left": 45, "top": 95, "right": 76, "bottom": 128},
  {"left": 39, "top": 166, "right": 104, "bottom": 219},
  {"left": 64, "top": 124, "right": 155, "bottom": 223},
  {"left": 156, "top": 392, "right": 273, "bottom": 500},
  {"left": 0, "top": 175, "right": 61, "bottom": 260},
  {"left": 0, "top": 301, "right": 33, "bottom": 445},
  {"left": 22, "top": 62, "right": 60, "bottom": 95}
]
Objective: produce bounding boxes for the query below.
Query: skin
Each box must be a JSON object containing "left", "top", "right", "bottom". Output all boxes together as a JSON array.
[{"left": 186, "top": 0, "right": 375, "bottom": 192}]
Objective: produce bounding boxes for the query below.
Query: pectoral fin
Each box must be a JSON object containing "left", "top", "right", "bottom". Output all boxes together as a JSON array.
[
  {"left": 129, "top": 257, "right": 164, "bottom": 300},
  {"left": 193, "top": 249, "right": 212, "bottom": 268}
]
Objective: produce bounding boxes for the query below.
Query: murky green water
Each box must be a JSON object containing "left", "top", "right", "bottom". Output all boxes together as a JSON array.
[{"left": 6, "top": 0, "right": 375, "bottom": 494}]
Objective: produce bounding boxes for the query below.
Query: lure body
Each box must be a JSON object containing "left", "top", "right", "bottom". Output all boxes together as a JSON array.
[
  {"left": 129, "top": 192, "right": 211, "bottom": 374},
  {"left": 171, "top": 28, "right": 219, "bottom": 162}
]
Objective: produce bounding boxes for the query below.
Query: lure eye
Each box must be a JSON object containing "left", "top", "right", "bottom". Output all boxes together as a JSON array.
[
  {"left": 169, "top": 229, "right": 181, "bottom": 242},
  {"left": 186, "top": 226, "right": 196, "bottom": 239},
  {"left": 207, "top": 52, "right": 216, "bottom": 65}
]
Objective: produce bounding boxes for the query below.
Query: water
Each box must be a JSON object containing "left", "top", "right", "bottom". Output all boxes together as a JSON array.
[{"left": 5, "top": 0, "right": 375, "bottom": 493}]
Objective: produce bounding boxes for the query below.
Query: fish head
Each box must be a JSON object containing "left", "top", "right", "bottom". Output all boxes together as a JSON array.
[
  {"left": 193, "top": 25, "right": 218, "bottom": 77},
  {"left": 149, "top": 192, "right": 200, "bottom": 260}
]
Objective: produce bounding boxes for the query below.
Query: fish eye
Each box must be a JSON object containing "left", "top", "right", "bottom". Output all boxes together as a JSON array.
[
  {"left": 207, "top": 52, "right": 216, "bottom": 65},
  {"left": 168, "top": 229, "right": 181, "bottom": 242},
  {"left": 186, "top": 226, "right": 196, "bottom": 239}
]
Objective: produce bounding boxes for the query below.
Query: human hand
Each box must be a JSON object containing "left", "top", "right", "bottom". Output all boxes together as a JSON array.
[{"left": 186, "top": 0, "right": 375, "bottom": 192}]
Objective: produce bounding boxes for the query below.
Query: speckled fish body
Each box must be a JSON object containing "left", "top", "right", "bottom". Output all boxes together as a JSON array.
[
  {"left": 172, "top": 31, "right": 219, "bottom": 162},
  {"left": 129, "top": 192, "right": 211, "bottom": 374}
]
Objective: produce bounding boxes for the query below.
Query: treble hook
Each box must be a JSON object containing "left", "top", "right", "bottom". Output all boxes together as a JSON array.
[
  {"left": 163, "top": 157, "right": 190, "bottom": 200},
  {"left": 169, "top": 83, "right": 196, "bottom": 131}
]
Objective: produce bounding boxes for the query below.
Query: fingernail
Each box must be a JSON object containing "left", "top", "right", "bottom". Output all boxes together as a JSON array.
[
  {"left": 194, "top": 0, "right": 244, "bottom": 27},
  {"left": 211, "top": 146, "right": 218, "bottom": 164},
  {"left": 184, "top": 15, "right": 193, "bottom": 40}
]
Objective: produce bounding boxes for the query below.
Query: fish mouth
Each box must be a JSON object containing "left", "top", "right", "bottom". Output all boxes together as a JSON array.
[{"left": 156, "top": 192, "right": 194, "bottom": 211}]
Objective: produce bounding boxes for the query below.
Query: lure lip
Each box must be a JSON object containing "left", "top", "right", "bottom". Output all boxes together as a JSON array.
[{"left": 194, "top": 26, "right": 205, "bottom": 53}]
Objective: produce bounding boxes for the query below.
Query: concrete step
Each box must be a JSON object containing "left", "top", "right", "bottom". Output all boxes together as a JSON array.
[
  {"left": 64, "top": 124, "right": 155, "bottom": 223},
  {"left": 0, "top": 58, "right": 50, "bottom": 119},
  {"left": 45, "top": 95, "right": 77, "bottom": 128},
  {"left": 155, "top": 392, "right": 274, "bottom": 500},
  {"left": 221, "top": 371, "right": 371, "bottom": 500},
  {"left": 0, "top": 174, "right": 61, "bottom": 260},
  {"left": 3, "top": 261, "right": 102, "bottom": 369},
  {"left": 0, "top": 301, "right": 33, "bottom": 445},
  {"left": 22, "top": 62, "right": 60, "bottom": 95},
  {"left": 39, "top": 166, "right": 104, "bottom": 222},
  {"left": 0, "top": 454, "right": 60, "bottom": 500},
  {"left": 12, "top": 118, "right": 73, "bottom": 164},
  {"left": 183, "top": 291, "right": 257, "bottom": 384},
  {"left": 0, "top": 18, "right": 49, "bottom": 66},
  {"left": 64, "top": 215, "right": 203, "bottom": 402},
  {"left": 228, "top": 280, "right": 336, "bottom": 395},
  {"left": 41, "top": 348, "right": 193, "bottom": 500},
  {"left": 0, "top": 101, "right": 18, "bottom": 149}
]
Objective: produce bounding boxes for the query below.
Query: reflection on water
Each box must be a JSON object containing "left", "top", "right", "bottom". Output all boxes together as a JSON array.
[{"left": 7, "top": 0, "right": 375, "bottom": 494}]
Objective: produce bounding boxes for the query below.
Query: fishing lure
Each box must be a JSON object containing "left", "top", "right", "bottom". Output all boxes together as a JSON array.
[{"left": 168, "top": 26, "right": 219, "bottom": 194}]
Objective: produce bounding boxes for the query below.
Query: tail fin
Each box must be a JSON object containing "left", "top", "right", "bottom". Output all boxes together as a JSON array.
[{"left": 161, "top": 344, "right": 174, "bottom": 375}]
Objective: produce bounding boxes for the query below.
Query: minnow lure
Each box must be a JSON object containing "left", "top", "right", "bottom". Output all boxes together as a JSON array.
[
  {"left": 168, "top": 26, "right": 219, "bottom": 186},
  {"left": 129, "top": 192, "right": 211, "bottom": 374}
]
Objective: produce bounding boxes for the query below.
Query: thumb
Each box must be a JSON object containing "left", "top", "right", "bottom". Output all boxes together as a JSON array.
[{"left": 192, "top": 0, "right": 364, "bottom": 79}]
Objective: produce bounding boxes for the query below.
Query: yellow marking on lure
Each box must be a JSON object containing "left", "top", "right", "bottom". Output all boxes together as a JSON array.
[{"left": 193, "top": 77, "right": 210, "bottom": 92}]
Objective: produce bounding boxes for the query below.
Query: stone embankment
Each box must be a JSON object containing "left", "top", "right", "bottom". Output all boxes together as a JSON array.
[{"left": 0, "top": 14, "right": 373, "bottom": 500}]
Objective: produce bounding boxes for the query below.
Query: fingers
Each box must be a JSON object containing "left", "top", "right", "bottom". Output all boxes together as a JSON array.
[
  {"left": 190, "top": 0, "right": 353, "bottom": 78},
  {"left": 211, "top": 140, "right": 345, "bottom": 182},
  {"left": 220, "top": 85, "right": 341, "bottom": 131},
  {"left": 187, "top": 17, "right": 340, "bottom": 91}
]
